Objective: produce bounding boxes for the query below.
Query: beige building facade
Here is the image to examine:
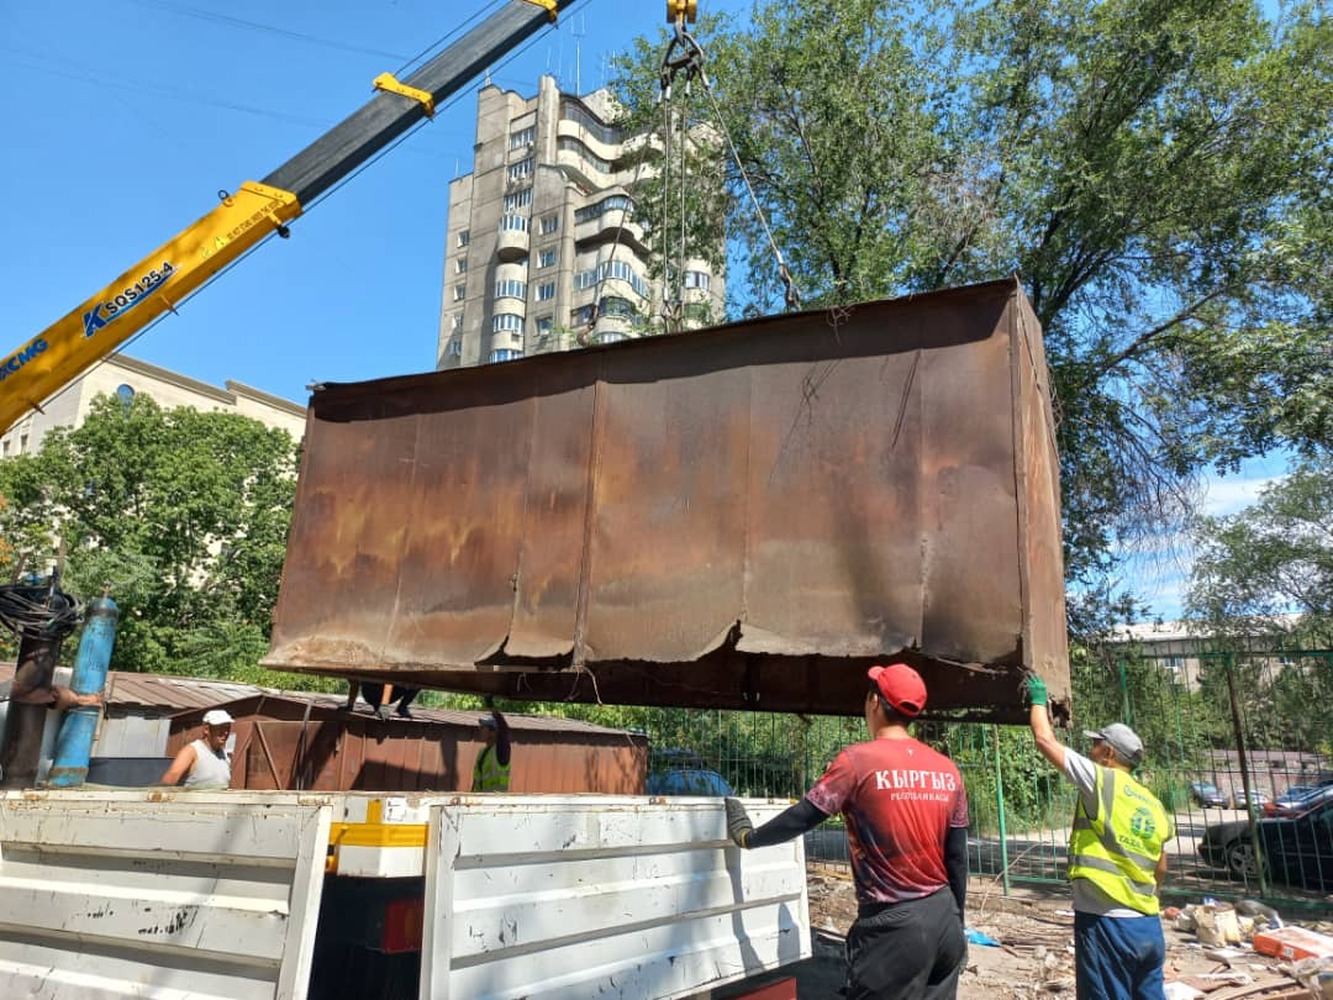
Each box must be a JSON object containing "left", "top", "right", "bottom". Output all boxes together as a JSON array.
[
  {"left": 1, "top": 354, "right": 306, "bottom": 458},
  {"left": 438, "top": 75, "right": 725, "bottom": 369}
]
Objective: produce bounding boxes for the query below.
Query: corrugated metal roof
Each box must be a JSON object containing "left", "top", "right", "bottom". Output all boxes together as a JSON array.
[{"left": 2, "top": 664, "right": 632, "bottom": 737}]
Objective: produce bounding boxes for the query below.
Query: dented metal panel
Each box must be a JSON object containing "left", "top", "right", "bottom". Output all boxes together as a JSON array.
[
  {"left": 268, "top": 279, "right": 1069, "bottom": 720},
  {"left": 422, "top": 797, "right": 809, "bottom": 999}
]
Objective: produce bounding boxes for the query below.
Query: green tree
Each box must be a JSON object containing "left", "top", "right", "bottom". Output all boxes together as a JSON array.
[
  {"left": 1188, "top": 457, "right": 1333, "bottom": 628},
  {"left": 612, "top": 0, "right": 1333, "bottom": 626},
  {"left": 0, "top": 394, "right": 310, "bottom": 682}
]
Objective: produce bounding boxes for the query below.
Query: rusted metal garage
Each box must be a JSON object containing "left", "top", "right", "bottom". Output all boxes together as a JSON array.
[
  {"left": 167, "top": 693, "right": 647, "bottom": 794},
  {"left": 267, "top": 279, "right": 1069, "bottom": 722}
]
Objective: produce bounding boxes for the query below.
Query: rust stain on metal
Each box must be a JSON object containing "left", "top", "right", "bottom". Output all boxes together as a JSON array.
[{"left": 268, "top": 279, "right": 1069, "bottom": 721}]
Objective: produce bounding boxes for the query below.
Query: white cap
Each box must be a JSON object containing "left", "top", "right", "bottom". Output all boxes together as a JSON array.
[{"left": 203, "top": 709, "right": 234, "bottom": 726}]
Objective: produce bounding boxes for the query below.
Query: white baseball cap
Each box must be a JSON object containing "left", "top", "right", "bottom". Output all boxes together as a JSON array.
[{"left": 203, "top": 709, "right": 234, "bottom": 726}]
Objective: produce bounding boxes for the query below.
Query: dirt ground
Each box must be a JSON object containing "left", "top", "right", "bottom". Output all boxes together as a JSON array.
[{"left": 792, "top": 866, "right": 1333, "bottom": 999}]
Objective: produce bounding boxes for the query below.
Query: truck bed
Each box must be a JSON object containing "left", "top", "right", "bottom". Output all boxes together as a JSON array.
[{"left": 0, "top": 790, "right": 808, "bottom": 1000}]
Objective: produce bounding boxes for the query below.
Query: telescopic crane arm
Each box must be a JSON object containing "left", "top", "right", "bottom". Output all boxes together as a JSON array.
[{"left": 0, "top": 0, "right": 574, "bottom": 434}]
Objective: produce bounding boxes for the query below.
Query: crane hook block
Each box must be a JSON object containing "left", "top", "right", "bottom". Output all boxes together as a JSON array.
[
  {"left": 373, "top": 73, "right": 436, "bottom": 118},
  {"left": 667, "top": 0, "right": 697, "bottom": 23}
]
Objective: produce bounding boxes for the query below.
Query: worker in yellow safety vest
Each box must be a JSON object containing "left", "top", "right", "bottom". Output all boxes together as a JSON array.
[
  {"left": 471, "top": 698, "right": 511, "bottom": 792},
  {"left": 1027, "top": 676, "right": 1173, "bottom": 1000}
]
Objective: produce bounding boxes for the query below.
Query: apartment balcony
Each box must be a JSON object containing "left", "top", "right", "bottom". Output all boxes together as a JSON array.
[{"left": 496, "top": 214, "right": 529, "bottom": 262}]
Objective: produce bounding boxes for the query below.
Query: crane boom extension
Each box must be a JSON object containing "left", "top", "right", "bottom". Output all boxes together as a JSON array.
[{"left": 0, "top": 0, "right": 573, "bottom": 433}]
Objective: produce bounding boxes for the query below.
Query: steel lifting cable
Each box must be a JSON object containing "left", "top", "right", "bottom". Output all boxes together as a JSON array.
[{"left": 657, "top": 16, "right": 801, "bottom": 313}]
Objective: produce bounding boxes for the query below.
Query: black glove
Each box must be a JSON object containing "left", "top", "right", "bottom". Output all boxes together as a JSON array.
[{"left": 724, "top": 797, "right": 753, "bottom": 849}]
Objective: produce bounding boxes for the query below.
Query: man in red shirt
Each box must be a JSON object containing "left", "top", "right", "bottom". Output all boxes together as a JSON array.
[{"left": 723, "top": 663, "right": 969, "bottom": 1000}]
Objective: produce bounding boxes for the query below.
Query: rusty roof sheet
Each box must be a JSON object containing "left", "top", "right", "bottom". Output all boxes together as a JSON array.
[
  {"left": 266, "top": 279, "right": 1069, "bottom": 721},
  {"left": 1, "top": 664, "right": 635, "bottom": 736}
]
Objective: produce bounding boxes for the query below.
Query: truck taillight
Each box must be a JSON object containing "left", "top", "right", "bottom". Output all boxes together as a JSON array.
[{"left": 380, "top": 897, "right": 424, "bottom": 954}]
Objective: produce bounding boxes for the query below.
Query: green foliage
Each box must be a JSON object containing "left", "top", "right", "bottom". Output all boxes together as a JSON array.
[
  {"left": 0, "top": 394, "right": 299, "bottom": 681},
  {"left": 1188, "top": 456, "right": 1333, "bottom": 627}
]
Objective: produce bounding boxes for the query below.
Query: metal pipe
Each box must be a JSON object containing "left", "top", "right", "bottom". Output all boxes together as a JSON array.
[
  {"left": 48, "top": 595, "right": 120, "bottom": 788},
  {"left": 0, "top": 633, "right": 65, "bottom": 788},
  {"left": 992, "top": 724, "right": 1011, "bottom": 896}
]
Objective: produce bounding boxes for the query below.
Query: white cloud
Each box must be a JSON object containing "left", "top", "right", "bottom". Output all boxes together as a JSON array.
[{"left": 1199, "top": 473, "right": 1283, "bottom": 517}]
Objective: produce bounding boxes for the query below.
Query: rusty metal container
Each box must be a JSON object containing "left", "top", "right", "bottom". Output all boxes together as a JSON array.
[{"left": 267, "top": 278, "right": 1068, "bottom": 721}]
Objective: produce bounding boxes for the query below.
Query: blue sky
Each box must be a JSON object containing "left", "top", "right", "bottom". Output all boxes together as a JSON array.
[
  {"left": 1, "top": 0, "right": 1289, "bottom": 620},
  {"left": 0, "top": 0, "right": 748, "bottom": 401}
]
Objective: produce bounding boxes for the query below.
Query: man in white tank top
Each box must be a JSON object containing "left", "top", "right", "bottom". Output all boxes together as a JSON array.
[{"left": 160, "top": 709, "right": 234, "bottom": 789}]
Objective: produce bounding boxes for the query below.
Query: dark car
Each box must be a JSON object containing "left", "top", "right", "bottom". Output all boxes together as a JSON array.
[
  {"left": 1189, "top": 781, "right": 1230, "bottom": 808},
  {"left": 1198, "top": 800, "right": 1333, "bottom": 891},
  {"left": 646, "top": 748, "right": 733, "bottom": 797}
]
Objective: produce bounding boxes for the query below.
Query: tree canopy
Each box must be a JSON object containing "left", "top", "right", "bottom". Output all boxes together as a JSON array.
[
  {"left": 0, "top": 394, "right": 312, "bottom": 683},
  {"left": 1187, "top": 456, "right": 1333, "bottom": 632},
  {"left": 614, "top": 0, "right": 1332, "bottom": 630}
]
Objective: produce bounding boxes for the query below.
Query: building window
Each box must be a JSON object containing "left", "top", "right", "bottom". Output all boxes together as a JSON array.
[
  {"left": 1, "top": 439, "right": 9, "bottom": 457},
  {"left": 453, "top": 284, "right": 466, "bottom": 302},
  {"left": 499, "top": 214, "right": 529, "bottom": 233},
  {"left": 574, "top": 259, "right": 649, "bottom": 298},
  {"left": 492, "top": 313, "right": 524, "bottom": 334},
  {"left": 683, "top": 270, "right": 710, "bottom": 290},
  {"left": 559, "top": 98, "right": 623, "bottom": 145},
  {"left": 447, "top": 339, "right": 463, "bottom": 357},
  {"left": 537, "top": 248, "right": 557, "bottom": 269},
  {"left": 595, "top": 332, "right": 627, "bottom": 344},
  {"left": 508, "top": 158, "right": 533, "bottom": 182},
  {"left": 539, "top": 214, "right": 559, "bottom": 235},
  {"left": 19, "top": 434, "right": 29, "bottom": 453},
  {"left": 456, "top": 229, "right": 470, "bottom": 248},
  {"left": 557, "top": 136, "right": 611, "bottom": 173},
  {"left": 510, "top": 125, "right": 535, "bottom": 149},
  {"left": 454, "top": 258, "right": 467, "bottom": 274},
  {"left": 488, "top": 348, "right": 524, "bottom": 363},
  {"left": 494, "top": 279, "right": 527, "bottom": 300},
  {"left": 574, "top": 195, "right": 633, "bottom": 225},
  {"left": 503, "top": 187, "right": 532, "bottom": 211},
  {"left": 535, "top": 315, "right": 553, "bottom": 336},
  {"left": 599, "top": 295, "right": 636, "bottom": 319},
  {"left": 451, "top": 313, "right": 464, "bottom": 331},
  {"left": 536, "top": 281, "right": 556, "bottom": 301}
]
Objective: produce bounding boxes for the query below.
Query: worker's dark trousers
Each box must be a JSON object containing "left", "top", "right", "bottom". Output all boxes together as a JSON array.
[{"left": 844, "top": 887, "right": 966, "bottom": 1000}]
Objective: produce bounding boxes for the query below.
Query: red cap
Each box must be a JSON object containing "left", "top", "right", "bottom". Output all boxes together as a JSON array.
[{"left": 868, "top": 663, "right": 927, "bottom": 717}]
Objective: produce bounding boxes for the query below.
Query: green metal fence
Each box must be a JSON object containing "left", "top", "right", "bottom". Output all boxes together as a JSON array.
[{"left": 600, "top": 646, "right": 1333, "bottom": 914}]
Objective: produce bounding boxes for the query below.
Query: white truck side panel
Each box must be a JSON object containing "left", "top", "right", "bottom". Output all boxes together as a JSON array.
[
  {"left": 422, "top": 797, "right": 810, "bottom": 1000},
  {"left": 0, "top": 791, "right": 331, "bottom": 1000}
]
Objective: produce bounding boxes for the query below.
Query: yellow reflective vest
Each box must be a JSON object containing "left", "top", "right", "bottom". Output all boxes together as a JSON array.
[
  {"left": 1068, "top": 765, "right": 1171, "bottom": 914},
  {"left": 472, "top": 746, "right": 511, "bottom": 792}
]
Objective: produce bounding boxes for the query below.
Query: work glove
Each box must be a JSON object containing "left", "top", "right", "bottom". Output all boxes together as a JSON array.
[
  {"left": 1025, "top": 674, "right": 1049, "bottom": 708},
  {"left": 724, "top": 797, "right": 753, "bottom": 849}
]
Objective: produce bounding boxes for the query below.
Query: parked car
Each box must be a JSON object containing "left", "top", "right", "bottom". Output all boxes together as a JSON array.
[
  {"left": 646, "top": 748, "right": 734, "bottom": 797},
  {"left": 1198, "top": 800, "right": 1333, "bottom": 891},
  {"left": 1189, "top": 781, "right": 1230, "bottom": 808},
  {"left": 1265, "top": 783, "right": 1333, "bottom": 818},
  {"left": 1228, "top": 787, "right": 1272, "bottom": 811}
]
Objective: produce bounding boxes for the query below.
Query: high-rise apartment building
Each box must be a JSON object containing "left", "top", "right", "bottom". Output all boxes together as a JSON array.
[{"left": 437, "top": 76, "right": 724, "bottom": 369}]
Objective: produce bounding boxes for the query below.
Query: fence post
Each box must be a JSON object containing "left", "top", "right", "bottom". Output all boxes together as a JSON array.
[
  {"left": 1118, "top": 655, "right": 1133, "bottom": 727},
  {"left": 1223, "top": 654, "right": 1270, "bottom": 896},
  {"left": 992, "top": 724, "right": 1011, "bottom": 897}
]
